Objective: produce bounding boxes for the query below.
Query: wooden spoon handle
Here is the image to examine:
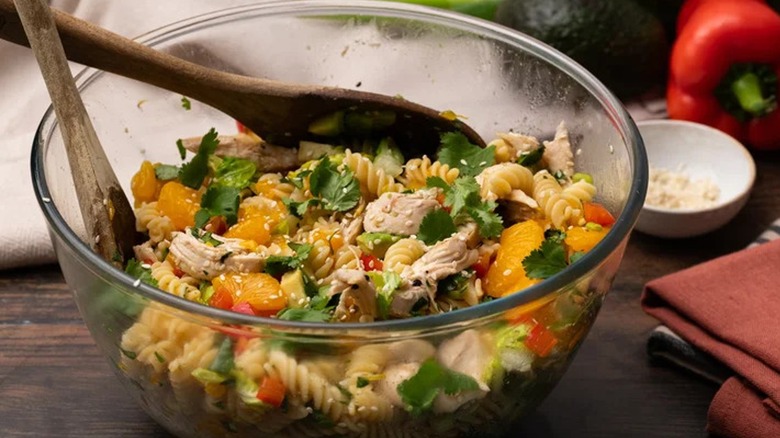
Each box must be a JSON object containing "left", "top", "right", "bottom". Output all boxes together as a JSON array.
[{"left": 14, "top": 0, "right": 135, "bottom": 265}]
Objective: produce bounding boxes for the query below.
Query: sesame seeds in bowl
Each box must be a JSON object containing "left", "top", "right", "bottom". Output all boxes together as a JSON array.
[{"left": 635, "top": 120, "right": 756, "bottom": 239}]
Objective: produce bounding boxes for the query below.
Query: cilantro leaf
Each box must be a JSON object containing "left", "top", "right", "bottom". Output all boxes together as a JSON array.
[
  {"left": 446, "top": 177, "right": 481, "bottom": 217},
  {"left": 176, "top": 139, "right": 187, "bottom": 160},
  {"left": 309, "top": 157, "right": 360, "bottom": 212},
  {"left": 154, "top": 164, "right": 180, "bottom": 181},
  {"left": 417, "top": 209, "right": 457, "bottom": 245},
  {"left": 426, "top": 175, "right": 503, "bottom": 239},
  {"left": 195, "top": 185, "right": 240, "bottom": 229},
  {"left": 181, "top": 96, "right": 192, "bottom": 110},
  {"left": 264, "top": 243, "right": 313, "bottom": 276},
  {"left": 276, "top": 307, "right": 332, "bottom": 323},
  {"left": 523, "top": 238, "right": 568, "bottom": 279},
  {"left": 425, "top": 176, "right": 449, "bottom": 191},
  {"left": 517, "top": 145, "right": 545, "bottom": 167},
  {"left": 282, "top": 198, "right": 320, "bottom": 218},
  {"left": 213, "top": 157, "right": 257, "bottom": 189},
  {"left": 179, "top": 128, "right": 219, "bottom": 189},
  {"left": 438, "top": 132, "right": 495, "bottom": 177},
  {"left": 356, "top": 377, "right": 370, "bottom": 388},
  {"left": 125, "top": 258, "right": 158, "bottom": 287},
  {"left": 570, "top": 251, "right": 586, "bottom": 264},
  {"left": 397, "top": 359, "right": 480, "bottom": 416},
  {"left": 467, "top": 201, "right": 504, "bottom": 239}
]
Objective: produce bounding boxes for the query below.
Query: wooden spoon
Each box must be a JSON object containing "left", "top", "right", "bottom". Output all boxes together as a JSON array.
[
  {"left": 15, "top": 0, "right": 137, "bottom": 267},
  {"left": 0, "top": 0, "right": 485, "bottom": 151}
]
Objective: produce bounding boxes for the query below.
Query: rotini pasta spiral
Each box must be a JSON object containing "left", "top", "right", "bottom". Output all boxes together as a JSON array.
[
  {"left": 532, "top": 171, "right": 585, "bottom": 227},
  {"left": 135, "top": 202, "right": 174, "bottom": 243},
  {"left": 478, "top": 163, "right": 534, "bottom": 201},
  {"left": 401, "top": 156, "right": 459, "bottom": 189},
  {"left": 562, "top": 179, "right": 596, "bottom": 204},
  {"left": 267, "top": 349, "right": 348, "bottom": 422},
  {"left": 304, "top": 238, "right": 335, "bottom": 281},
  {"left": 150, "top": 260, "right": 201, "bottom": 300},
  {"left": 383, "top": 238, "right": 426, "bottom": 274},
  {"left": 343, "top": 150, "right": 404, "bottom": 199}
]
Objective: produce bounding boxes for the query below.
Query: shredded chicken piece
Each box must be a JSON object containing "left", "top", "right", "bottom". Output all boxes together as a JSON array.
[
  {"left": 133, "top": 241, "right": 158, "bottom": 264},
  {"left": 497, "top": 132, "right": 541, "bottom": 160},
  {"left": 542, "top": 122, "right": 575, "bottom": 179},
  {"left": 329, "top": 269, "right": 377, "bottom": 323},
  {"left": 181, "top": 132, "right": 298, "bottom": 172},
  {"left": 499, "top": 189, "right": 540, "bottom": 223},
  {"left": 433, "top": 330, "right": 493, "bottom": 413},
  {"left": 168, "top": 230, "right": 262, "bottom": 280},
  {"left": 409, "top": 236, "right": 478, "bottom": 283},
  {"left": 363, "top": 189, "right": 440, "bottom": 236},
  {"left": 389, "top": 274, "right": 437, "bottom": 318}
]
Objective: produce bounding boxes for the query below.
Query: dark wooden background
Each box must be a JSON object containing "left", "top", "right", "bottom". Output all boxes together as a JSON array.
[{"left": 1, "top": 156, "right": 778, "bottom": 437}]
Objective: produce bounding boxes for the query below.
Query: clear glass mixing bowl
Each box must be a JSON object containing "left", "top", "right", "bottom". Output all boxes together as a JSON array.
[{"left": 32, "top": 1, "right": 647, "bottom": 437}]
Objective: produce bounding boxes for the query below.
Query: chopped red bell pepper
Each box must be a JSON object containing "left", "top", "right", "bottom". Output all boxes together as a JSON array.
[
  {"left": 583, "top": 202, "right": 616, "bottom": 227},
  {"left": 525, "top": 322, "right": 558, "bottom": 358},
  {"left": 256, "top": 375, "right": 286, "bottom": 407},
  {"left": 668, "top": 0, "right": 780, "bottom": 150},
  {"left": 360, "top": 254, "right": 383, "bottom": 271},
  {"left": 233, "top": 336, "right": 251, "bottom": 356},
  {"left": 209, "top": 288, "right": 234, "bottom": 310},
  {"left": 231, "top": 302, "right": 256, "bottom": 316},
  {"left": 471, "top": 252, "right": 492, "bottom": 278}
]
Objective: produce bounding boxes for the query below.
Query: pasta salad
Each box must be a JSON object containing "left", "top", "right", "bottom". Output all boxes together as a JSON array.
[{"left": 118, "top": 121, "right": 616, "bottom": 437}]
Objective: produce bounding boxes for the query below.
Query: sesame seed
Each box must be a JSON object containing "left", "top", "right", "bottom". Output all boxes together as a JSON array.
[
  {"left": 358, "top": 406, "right": 366, "bottom": 412},
  {"left": 503, "top": 269, "right": 512, "bottom": 276},
  {"left": 370, "top": 406, "right": 379, "bottom": 412},
  {"left": 41, "top": 196, "right": 51, "bottom": 203},
  {"left": 234, "top": 277, "right": 242, "bottom": 283},
  {"left": 133, "top": 279, "right": 141, "bottom": 287},
  {"left": 460, "top": 159, "right": 468, "bottom": 165},
  {"left": 219, "top": 274, "right": 226, "bottom": 281},
  {"left": 342, "top": 187, "right": 348, "bottom": 194},
  {"left": 404, "top": 220, "right": 414, "bottom": 227},
  {"left": 102, "top": 198, "right": 108, "bottom": 206},
  {"left": 140, "top": 263, "right": 151, "bottom": 269},
  {"left": 479, "top": 161, "right": 487, "bottom": 166},
  {"left": 298, "top": 298, "right": 306, "bottom": 305},
  {"left": 269, "top": 294, "right": 279, "bottom": 299},
  {"left": 609, "top": 144, "right": 614, "bottom": 154},
  {"left": 236, "top": 290, "right": 242, "bottom": 296},
  {"left": 264, "top": 223, "right": 270, "bottom": 231},
  {"left": 373, "top": 239, "right": 382, "bottom": 245},
  {"left": 94, "top": 235, "right": 100, "bottom": 244}
]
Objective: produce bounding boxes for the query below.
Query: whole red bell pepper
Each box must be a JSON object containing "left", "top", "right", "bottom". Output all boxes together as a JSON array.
[{"left": 667, "top": 0, "right": 780, "bottom": 150}]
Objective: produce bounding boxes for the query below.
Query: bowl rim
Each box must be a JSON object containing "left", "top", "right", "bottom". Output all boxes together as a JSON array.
[
  {"left": 637, "top": 119, "right": 756, "bottom": 215},
  {"left": 31, "top": 0, "right": 648, "bottom": 333}
]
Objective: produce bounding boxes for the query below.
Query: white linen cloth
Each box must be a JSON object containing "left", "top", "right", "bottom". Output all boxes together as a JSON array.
[
  {"left": 0, "top": 0, "right": 668, "bottom": 270},
  {"left": 0, "top": 0, "right": 255, "bottom": 270}
]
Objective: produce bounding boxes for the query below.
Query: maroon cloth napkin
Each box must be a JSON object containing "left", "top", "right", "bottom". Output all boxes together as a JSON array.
[{"left": 641, "top": 238, "right": 780, "bottom": 438}]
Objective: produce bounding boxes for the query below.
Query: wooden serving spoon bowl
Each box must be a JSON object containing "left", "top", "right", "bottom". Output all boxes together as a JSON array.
[{"left": 0, "top": 0, "right": 484, "bottom": 150}]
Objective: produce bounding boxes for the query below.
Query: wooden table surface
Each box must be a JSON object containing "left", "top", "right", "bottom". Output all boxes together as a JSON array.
[{"left": 2, "top": 157, "right": 779, "bottom": 437}]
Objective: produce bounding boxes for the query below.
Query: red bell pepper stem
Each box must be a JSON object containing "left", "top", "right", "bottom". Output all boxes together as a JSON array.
[{"left": 731, "top": 72, "right": 773, "bottom": 116}]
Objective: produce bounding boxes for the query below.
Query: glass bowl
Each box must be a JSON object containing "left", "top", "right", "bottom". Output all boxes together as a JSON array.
[{"left": 32, "top": 1, "right": 647, "bottom": 437}]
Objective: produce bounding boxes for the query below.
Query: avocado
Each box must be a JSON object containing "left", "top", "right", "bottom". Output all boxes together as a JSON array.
[
  {"left": 495, "top": 0, "right": 669, "bottom": 98},
  {"left": 308, "top": 111, "right": 344, "bottom": 137},
  {"left": 373, "top": 137, "right": 405, "bottom": 178},
  {"left": 357, "top": 232, "right": 402, "bottom": 258},
  {"left": 298, "top": 141, "right": 345, "bottom": 162},
  {"left": 281, "top": 269, "right": 307, "bottom": 308}
]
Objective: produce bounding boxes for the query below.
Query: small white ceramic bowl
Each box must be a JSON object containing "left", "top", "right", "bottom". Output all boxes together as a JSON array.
[{"left": 635, "top": 120, "right": 756, "bottom": 239}]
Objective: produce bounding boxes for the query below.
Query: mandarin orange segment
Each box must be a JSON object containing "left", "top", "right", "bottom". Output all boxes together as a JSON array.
[
  {"left": 212, "top": 272, "right": 286, "bottom": 316},
  {"left": 156, "top": 181, "right": 202, "bottom": 230},
  {"left": 130, "top": 161, "right": 163, "bottom": 207},
  {"left": 484, "top": 220, "right": 545, "bottom": 298},
  {"left": 224, "top": 217, "right": 273, "bottom": 245},
  {"left": 564, "top": 226, "right": 609, "bottom": 253}
]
